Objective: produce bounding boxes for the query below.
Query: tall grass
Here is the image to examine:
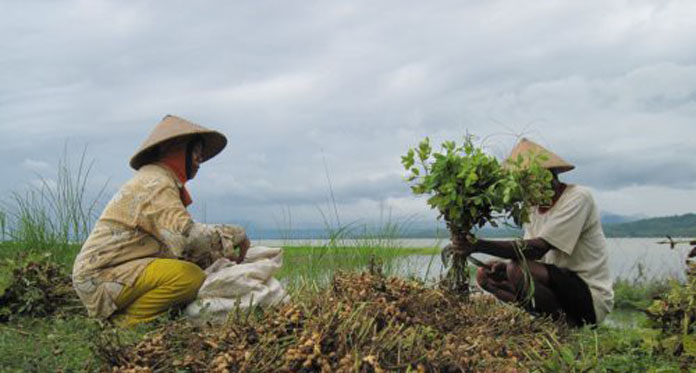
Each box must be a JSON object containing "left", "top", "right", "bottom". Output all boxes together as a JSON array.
[
  {"left": 259, "top": 152, "right": 428, "bottom": 290},
  {"left": 276, "top": 204, "right": 441, "bottom": 293},
  {"left": 272, "top": 156, "right": 443, "bottom": 291},
  {"left": 1, "top": 146, "right": 104, "bottom": 267},
  {"left": 273, "top": 205, "right": 297, "bottom": 245},
  {"left": 613, "top": 273, "right": 670, "bottom": 312},
  {"left": 0, "top": 209, "right": 6, "bottom": 242}
]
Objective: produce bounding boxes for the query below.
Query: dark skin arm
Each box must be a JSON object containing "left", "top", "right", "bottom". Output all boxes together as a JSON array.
[{"left": 455, "top": 236, "right": 555, "bottom": 261}]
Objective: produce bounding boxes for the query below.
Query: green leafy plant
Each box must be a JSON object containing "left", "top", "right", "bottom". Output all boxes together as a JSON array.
[
  {"left": 401, "top": 136, "right": 554, "bottom": 294},
  {"left": 641, "top": 250, "right": 696, "bottom": 366},
  {"left": 646, "top": 276, "right": 696, "bottom": 362}
]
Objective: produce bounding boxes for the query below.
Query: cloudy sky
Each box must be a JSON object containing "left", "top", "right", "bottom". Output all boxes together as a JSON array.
[{"left": 2, "top": 0, "right": 696, "bottom": 232}]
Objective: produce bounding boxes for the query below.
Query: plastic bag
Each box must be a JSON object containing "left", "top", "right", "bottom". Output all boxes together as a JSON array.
[{"left": 184, "top": 246, "right": 288, "bottom": 323}]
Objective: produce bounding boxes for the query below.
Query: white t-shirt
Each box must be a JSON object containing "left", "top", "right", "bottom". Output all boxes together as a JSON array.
[{"left": 523, "top": 184, "right": 614, "bottom": 323}]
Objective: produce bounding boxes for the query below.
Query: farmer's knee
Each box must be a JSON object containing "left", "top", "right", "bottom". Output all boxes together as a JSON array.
[
  {"left": 176, "top": 261, "right": 206, "bottom": 300},
  {"left": 476, "top": 267, "right": 488, "bottom": 286},
  {"left": 155, "top": 259, "right": 206, "bottom": 301},
  {"left": 506, "top": 262, "right": 524, "bottom": 285}
]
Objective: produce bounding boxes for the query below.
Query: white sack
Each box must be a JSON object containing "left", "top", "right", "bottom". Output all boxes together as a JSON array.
[{"left": 185, "top": 246, "right": 289, "bottom": 322}]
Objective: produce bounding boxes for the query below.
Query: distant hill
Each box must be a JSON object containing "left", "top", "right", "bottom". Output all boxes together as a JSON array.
[
  {"left": 600, "top": 212, "right": 644, "bottom": 225},
  {"left": 603, "top": 213, "right": 696, "bottom": 238}
]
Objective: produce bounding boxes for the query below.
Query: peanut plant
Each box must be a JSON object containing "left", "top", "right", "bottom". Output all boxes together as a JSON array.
[{"left": 402, "top": 136, "right": 554, "bottom": 294}]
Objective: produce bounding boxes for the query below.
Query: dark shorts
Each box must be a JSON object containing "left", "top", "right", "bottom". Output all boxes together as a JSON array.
[{"left": 544, "top": 264, "right": 597, "bottom": 326}]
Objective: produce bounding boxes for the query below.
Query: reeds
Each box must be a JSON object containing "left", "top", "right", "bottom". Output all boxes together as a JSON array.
[
  {"left": 0, "top": 209, "right": 6, "bottom": 242},
  {"left": 277, "top": 216, "right": 439, "bottom": 294},
  {"left": 1, "top": 145, "right": 105, "bottom": 266}
]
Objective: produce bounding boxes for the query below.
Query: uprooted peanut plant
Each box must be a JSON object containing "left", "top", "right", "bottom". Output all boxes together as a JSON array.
[
  {"left": 402, "top": 136, "right": 553, "bottom": 294},
  {"left": 0, "top": 254, "right": 83, "bottom": 321}
]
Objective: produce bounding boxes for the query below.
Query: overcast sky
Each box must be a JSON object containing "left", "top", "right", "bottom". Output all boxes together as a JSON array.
[{"left": 2, "top": 0, "right": 696, "bottom": 231}]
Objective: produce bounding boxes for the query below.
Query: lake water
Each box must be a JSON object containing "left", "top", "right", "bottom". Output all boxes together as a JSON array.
[{"left": 256, "top": 237, "right": 691, "bottom": 282}]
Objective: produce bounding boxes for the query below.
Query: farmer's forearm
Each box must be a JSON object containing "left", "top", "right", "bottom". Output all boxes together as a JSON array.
[{"left": 472, "top": 238, "right": 552, "bottom": 261}]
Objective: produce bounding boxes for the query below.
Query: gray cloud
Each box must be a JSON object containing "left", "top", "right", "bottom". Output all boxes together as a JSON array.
[{"left": 567, "top": 144, "right": 696, "bottom": 191}]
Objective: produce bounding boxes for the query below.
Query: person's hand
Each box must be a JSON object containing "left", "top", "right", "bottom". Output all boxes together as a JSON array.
[
  {"left": 235, "top": 236, "right": 251, "bottom": 264},
  {"left": 218, "top": 227, "right": 250, "bottom": 264},
  {"left": 488, "top": 261, "right": 507, "bottom": 282},
  {"left": 450, "top": 234, "right": 475, "bottom": 256},
  {"left": 477, "top": 260, "right": 507, "bottom": 289},
  {"left": 441, "top": 235, "right": 475, "bottom": 266}
]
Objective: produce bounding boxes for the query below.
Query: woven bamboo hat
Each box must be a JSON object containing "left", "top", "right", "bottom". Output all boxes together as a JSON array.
[
  {"left": 130, "top": 115, "right": 227, "bottom": 170},
  {"left": 504, "top": 138, "right": 575, "bottom": 173}
]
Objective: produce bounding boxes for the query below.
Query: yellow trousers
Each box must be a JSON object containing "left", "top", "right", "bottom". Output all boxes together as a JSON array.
[{"left": 111, "top": 258, "right": 205, "bottom": 327}]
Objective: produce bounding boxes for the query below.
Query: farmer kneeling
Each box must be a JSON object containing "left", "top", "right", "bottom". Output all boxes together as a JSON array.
[
  {"left": 449, "top": 139, "right": 613, "bottom": 326},
  {"left": 72, "top": 115, "right": 250, "bottom": 327}
]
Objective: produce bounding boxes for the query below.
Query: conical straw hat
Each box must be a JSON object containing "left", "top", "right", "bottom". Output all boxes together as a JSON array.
[
  {"left": 130, "top": 115, "right": 227, "bottom": 170},
  {"left": 504, "top": 138, "right": 575, "bottom": 173}
]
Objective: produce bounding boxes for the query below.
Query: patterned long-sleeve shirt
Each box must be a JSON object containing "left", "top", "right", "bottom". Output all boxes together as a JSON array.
[{"left": 72, "top": 164, "right": 245, "bottom": 319}]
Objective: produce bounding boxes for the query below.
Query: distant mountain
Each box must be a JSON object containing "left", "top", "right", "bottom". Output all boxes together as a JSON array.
[
  {"left": 600, "top": 212, "right": 644, "bottom": 225},
  {"left": 603, "top": 213, "right": 696, "bottom": 238}
]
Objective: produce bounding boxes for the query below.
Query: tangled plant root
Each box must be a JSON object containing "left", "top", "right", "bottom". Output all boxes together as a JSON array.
[{"left": 103, "top": 270, "right": 566, "bottom": 372}]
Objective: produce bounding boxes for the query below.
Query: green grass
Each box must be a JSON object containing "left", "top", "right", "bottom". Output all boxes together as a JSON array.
[
  {"left": 0, "top": 316, "right": 102, "bottom": 372},
  {"left": 0, "top": 315, "right": 162, "bottom": 373},
  {"left": 278, "top": 245, "right": 439, "bottom": 288},
  {"left": 536, "top": 323, "right": 685, "bottom": 372},
  {"left": 613, "top": 277, "right": 670, "bottom": 311},
  {"left": 279, "top": 245, "right": 440, "bottom": 270}
]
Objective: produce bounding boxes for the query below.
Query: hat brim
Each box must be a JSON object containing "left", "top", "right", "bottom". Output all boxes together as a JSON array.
[
  {"left": 130, "top": 130, "right": 227, "bottom": 170},
  {"left": 548, "top": 165, "right": 575, "bottom": 174}
]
